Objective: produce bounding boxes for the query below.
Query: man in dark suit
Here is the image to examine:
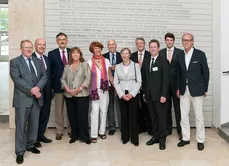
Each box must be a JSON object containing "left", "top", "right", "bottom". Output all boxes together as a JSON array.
[
  {"left": 131, "top": 37, "right": 152, "bottom": 135},
  {"left": 48, "top": 32, "right": 71, "bottom": 140},
  {"left": 103, "top": 39, "right": 122, "bottom": 135},
  {"left": 177, "top": 33, "right": 209, "bottom": 151},
  {"left": 142, "top": 39, "right": 170, "bottom": 150},
  {"left": 10, "top": 40, "right": 47, "bottom": 164},
  {"left": 32, "top": 38, "right": 53, "bottom": 147},
  {"left": 159, "top": 33, "right": 182, "bottom": 140}
]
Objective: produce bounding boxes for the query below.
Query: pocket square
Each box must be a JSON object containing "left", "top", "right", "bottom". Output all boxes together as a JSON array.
[{"left": 193, "top": 61, "right": 198, "bottom": 63}]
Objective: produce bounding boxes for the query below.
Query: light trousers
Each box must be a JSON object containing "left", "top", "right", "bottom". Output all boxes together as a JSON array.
[
  {"left": 55, "top": 93, "right": 71, "bottom": 134},
  {"left": 90, "top": 90, "right": 109, "bottom": 138},
  {"left": 180, "top": 87, "right": 205, "bottom": 143}
]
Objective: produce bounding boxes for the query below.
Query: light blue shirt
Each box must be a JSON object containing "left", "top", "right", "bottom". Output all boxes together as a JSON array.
[
  {"left": 109, "top": 52, "right": 117, "bottom": 65},
  {"left": 22, "top": 55, "right": 38, "bottom": 76}
]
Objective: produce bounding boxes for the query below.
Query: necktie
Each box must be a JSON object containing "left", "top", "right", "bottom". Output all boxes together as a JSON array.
[
  {"left": 27, "top": 58, "right": 38, "bottom": 85},
  {"left": 112, "top": 53, "right": 115, "bottom": 65},
  {"left": 40, "top": 56, "right": 46, "bottom": 70},
  {"left": 62, "top": 50, "right": 67, "bottom": 65},
  {"left": 150, "top": 58, "right": 154, "bottom": 73},
  {"left": 168, "top": 49, "right": 172, "bottom": 63},
  {"left": 138, "top": 53, "right": 143, "bottom": 68}
]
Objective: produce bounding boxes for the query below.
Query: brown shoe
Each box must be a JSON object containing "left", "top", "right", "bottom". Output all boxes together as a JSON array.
[{"left": 56, "top": 134, "right": 63, "bottom": 140}]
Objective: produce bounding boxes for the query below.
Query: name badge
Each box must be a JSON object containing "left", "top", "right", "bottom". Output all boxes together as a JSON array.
[{"left": 153, "top": 67, "right": 158, "bottom": 71}]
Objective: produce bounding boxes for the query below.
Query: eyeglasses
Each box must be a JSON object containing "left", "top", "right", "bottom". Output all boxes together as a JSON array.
[
  {"left": 22, "top": 47, "right": 33, "bottom": 50},
  {"left": 182, "top": 39, "right": 193, "bottom": 42}
]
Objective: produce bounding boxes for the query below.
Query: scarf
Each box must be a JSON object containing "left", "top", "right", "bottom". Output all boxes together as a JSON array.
[{"left": 90, "top": 55, "right": 109, "bottom": 100}]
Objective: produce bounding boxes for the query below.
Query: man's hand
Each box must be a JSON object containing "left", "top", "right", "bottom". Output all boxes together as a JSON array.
[
  {"left": 35, "top": 92, "right": 41, "bottom": 98},
  {"left": 31, "top": 86, "right": 40, "bottom": 95},
  {"left": 204, "top": 92, "right": 207, "bottom": 97},
  {"left": 160, "top": 96, "right": 166, "bottom": 103},
  {"left": 176, "top": 90, "right": 180, "bottom": 98}
]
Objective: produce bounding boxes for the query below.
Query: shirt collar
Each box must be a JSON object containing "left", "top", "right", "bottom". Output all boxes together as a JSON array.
[
  {"left": 22, "top": 54, "right": 32, "bottom": 60},
  {"left": 109, "top": 52, "right": 116, "bottom": 56},
  {"left": 151, "top": 54, "right": 159, "bottom": 61},
  {"left": 59, "top": 47, "right": 67, "bottom": 54},
  {"left": 167, "top": 46, "right": 174, "bottom": 52},
  {"left": 138, "top": 50, "right": 145, "bottom": 56},
  {"left": 184, "top": 47, "right": 194, "bottom": 55},
  {"left": 35, "top": 51, "right": 44, "bottom": 58}
]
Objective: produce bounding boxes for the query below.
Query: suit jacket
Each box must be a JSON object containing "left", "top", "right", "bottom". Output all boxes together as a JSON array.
[
  {"left": 159, "top": 47, "right": 182, "bottom": 92},
  {"left": 10, "top": 55, "right": 47, "bottom": 108},
  {"left": 32, "top": 52, "right": 53, "bottom": 101},
  {"left": 114, "top": 61, "right": 142, "bottom": 99},
  {"left": 48, "top": 48, "right": 71, "bottom": 93},
  {"left": 61, "top": 62, "right": 91, "bottom": 98},
  {"left": 103, "top": 51, "right": 122, "bottom": 65},
  {"left": 142, "top": 54, "right": 170, "bottom": 101},
  {"left": 177, "top": 48, "right": 210, "bottom": 97}
]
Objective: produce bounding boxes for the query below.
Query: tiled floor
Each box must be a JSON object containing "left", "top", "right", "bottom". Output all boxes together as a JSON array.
[{"left": 0, "top": 122, "right": 228, "bottom": 166}]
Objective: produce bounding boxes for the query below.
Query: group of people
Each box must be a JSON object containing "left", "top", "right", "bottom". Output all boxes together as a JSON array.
[{"left": 10, "top": 32, "right": 209, "bottom": 164}]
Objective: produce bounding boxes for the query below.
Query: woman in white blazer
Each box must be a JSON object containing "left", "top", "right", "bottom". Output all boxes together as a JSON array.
[{"left": 114, "top": 47, "right": 142, "bottom": 146}]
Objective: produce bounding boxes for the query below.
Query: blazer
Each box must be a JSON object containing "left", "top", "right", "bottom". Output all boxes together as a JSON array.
[
  {"left": 48, "top": 48, "right": 71, "bottom": 93},
  {"left": 159, "top": 47, "right": 182, "bottom": 91},
  {"left": 103, "top": 51, "right": 122, "bottom": 65},
  {"left": 10, "top": 55, "right": 47, "bottom": 108},
  {"left": 177, "top": 48, "right": 210, "bottom": 97},
  {"left": 32, "top": 53, "right": 53, "bottom": 101},
  {"left": 142, "top": 54, "right": 170, "bottom": 102},
  {"left": 114, "top": 61, "right": 142, "bottom": 99},
  {"left": 61, "top": 62, "right": 91, "bottom": 97}
]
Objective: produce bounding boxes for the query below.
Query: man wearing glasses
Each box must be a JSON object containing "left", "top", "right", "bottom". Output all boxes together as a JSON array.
[{"left": 176, "top": 33, "right": 210, "bottom": 151}]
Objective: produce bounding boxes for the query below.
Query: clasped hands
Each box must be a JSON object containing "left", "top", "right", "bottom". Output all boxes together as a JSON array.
[
  {"left": 66, "top": 87, "right": 81, "bottom": 96},
  {"left": 122, "top": 94, "right": 133, "bottom": 101},
  {"left": 31, "top": 86, "right": 41, "bottom": 98}
]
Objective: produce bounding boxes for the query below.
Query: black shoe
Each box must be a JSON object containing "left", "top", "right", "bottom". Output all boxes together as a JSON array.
[
  {"left": 39, "top": 136, "right": 52, "bottom": 143},
  {"left": 69, "top": 139, "right": 76, "bottom": 144},
  {"left": 122, "top": 140, "right": 128, "bottom": 144},
  {"left": 27, "top": 147, "right": 40, "bottom": 154},
  {"left": 159, "top": 142, "right": 166, "bottom": 150},
  {"left": 146, "top": 137, "right": 159, "bottom": 146},
  {"left": 177, "top": 140, "right": 190, "bottom": 147},
  {"left": 85, "top": 140, "right": 91, "bottom": 144},
  {"left": 134, "top": 143, "right": 139, "bottom": 146},
  {"left": 34, "top": 141, "right": 41, "bottom": 148},
  {"left": 16, "top": 155, "right": 24, "bottom": 164},
  {"left": 178, "top": 132, "right": 183, "bottom": 141},
  {"left": 197, "top": 143, "right": 204, "bottom": 151},
  {"left": 108, "top": 130, "right": 115, "bottom": 135}
]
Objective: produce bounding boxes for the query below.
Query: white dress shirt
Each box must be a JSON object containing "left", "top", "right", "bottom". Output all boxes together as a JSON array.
[
  {"left": 59, "top": 48, "right": 68, "bottom": 63},
  {"left": 35, "top": 52, "right": 47, "bottom": 70},
  {"left": 184, "top": 47, "right": 194, "bottom": 69}
]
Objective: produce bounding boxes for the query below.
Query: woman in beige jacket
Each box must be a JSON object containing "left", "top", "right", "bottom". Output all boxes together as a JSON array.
[{"left": 61, "top": 47, "right": 91, "bottom": 144}]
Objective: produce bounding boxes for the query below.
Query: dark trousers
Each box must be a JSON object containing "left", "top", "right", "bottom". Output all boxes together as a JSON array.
[
  {"left": 65, "top": 96, "right": 90, "bottom": 141},
  {"left": 147, "top": 98, "right": 168, "bottom": 142},
  {"left": 15, "top": 99, "right": 40, "bottom": 155},
  {"left": 167, "top": 86, "right": 181, "bottom": 134},
  {"left": 107, "top": 88, "right": 121, "bottom": 130},
  {"left": 37, "top": 99, "right": 52, "bottom": 139},
  {"left": 138, "top": 90, "right": 152, "bottom": 133},
  {"left": 119, "top": 93, "right": 139, "bottom": 145}
]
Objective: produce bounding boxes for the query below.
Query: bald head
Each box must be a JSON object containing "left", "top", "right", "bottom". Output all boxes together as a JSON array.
[
  {"left": 107, "top": 39, "right": 117, "bottom": 53},
  {"left": 34, "top": 38, "right": 46, "bottom": 56}
]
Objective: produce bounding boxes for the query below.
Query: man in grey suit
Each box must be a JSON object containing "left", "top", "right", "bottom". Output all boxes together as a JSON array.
[{"left": 10, "top": 40, "right": 47, "bottom": 164}]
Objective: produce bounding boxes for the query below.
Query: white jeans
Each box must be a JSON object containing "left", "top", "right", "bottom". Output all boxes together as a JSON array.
[
  {"left": 90, "top": 90, "right": 109, "bottom": 138},
  {"left": 180, "top": 87, "right": 205, "bottom": 143}
]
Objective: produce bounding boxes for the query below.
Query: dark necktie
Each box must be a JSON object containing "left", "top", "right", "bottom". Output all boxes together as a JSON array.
[
  {"left": 40, "top": 56, "right": 46, "bottom": 70},
  {"left": 150, "top": 58, "right": 154, "bottom": 73},
  {"left": 112, "top": 53, "right": 115, "bottom": 65},
  {"left": 27, "top": 58, "right": 38, "bottom": 85},
  {"left": 62, "top": 50, "right": 67, "bottom": 65}
]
